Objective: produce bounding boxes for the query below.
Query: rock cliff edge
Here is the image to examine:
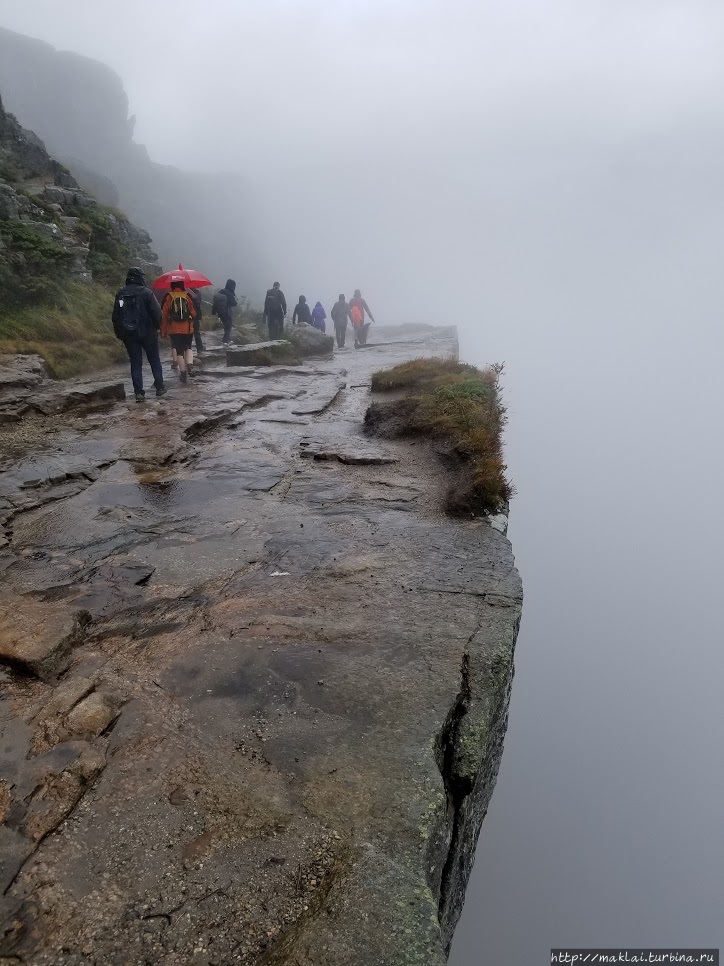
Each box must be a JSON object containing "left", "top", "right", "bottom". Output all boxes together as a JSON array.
[{"left": 0, "top": 327, "right": 521, "bottom": 965}]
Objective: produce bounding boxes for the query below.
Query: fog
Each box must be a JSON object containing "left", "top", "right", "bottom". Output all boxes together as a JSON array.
[
  {"left": 1, "top": 1, "right": 722, "bottom": 962},
  {"left": 5, "top": 0, "right": 724, "bottom": 315}
]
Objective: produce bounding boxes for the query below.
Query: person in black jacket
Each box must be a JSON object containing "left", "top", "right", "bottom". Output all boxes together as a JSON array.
[
  {"left": 292, "top": 295, "right": 312, "bottom": 325},
  {"left": 264, "top": 281, "right": 287, "bottom": 340},
  {"left": 112, "top": 267, "right": 166, "bottom": 401},
  {"left": 330, "top": 294, "right": 350, "bottom": 349},
  {"left": 213, "top": 279, "right": 238, "bottom": 345},
  {"left": 188, "top": 287, "right": 204, "bottom": 354}
]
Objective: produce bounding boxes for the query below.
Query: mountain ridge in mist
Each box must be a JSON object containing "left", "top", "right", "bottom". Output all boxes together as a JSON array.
[{"left": 0, "top": 26, "right": 265, "bottom": 296}]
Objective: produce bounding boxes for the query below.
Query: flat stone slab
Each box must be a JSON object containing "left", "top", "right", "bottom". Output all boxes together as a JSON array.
[
  {"left": 226, "top": 340, "right": 296, "bottom": 366},
  {"left": 31, "top": 381, "right": 126, "bottom": 415},
  {"left": 299, "top": 439, "right": 399, "bottom": 465},
  {"left": 291, "top": 381, "right": 346, "bottom": 415},
  {"left": 0, "top": 598, "right": 89, "bottom": 679},
  {"left": 0, "top": 354, "right": 47, "bottom": 392}
]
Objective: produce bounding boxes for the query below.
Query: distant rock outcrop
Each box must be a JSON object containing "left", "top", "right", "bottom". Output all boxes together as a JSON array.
[
  {"left": 0, "top": 27, "right": 264, "bottom": 292},
  {"left": 0, "top": 92, "right": 159, "bottom": 305}
]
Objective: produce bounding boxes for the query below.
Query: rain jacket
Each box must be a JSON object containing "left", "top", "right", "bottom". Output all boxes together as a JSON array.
[
  {"left": 188, "top": 288, "right": 202, "bottom": 319},
  {"left": 161, "top": 291, "right": 198, "bottom": 337},
  {"left": 331, "top": 299, "right": 350, "bottom": 329},
  {"left": 311, "top": 302, "right": 326, "bottom": 328},
  {"left": 348, "top": 296, "right": 373, "bottom": 328},
  {"left": 264, "top": 287, "right": 287, "bottom": 319},
  {"left": 112, "top": 274, "right": 161, "bottom": 341},
  {"left": 292, "top": 300, "right": 312, "bottom": 325},
  {"left": 214, "top": 279, "right": 238, "bottom": 324}
]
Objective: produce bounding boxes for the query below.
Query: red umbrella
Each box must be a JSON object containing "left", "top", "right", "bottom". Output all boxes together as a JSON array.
[{"left": 152, "top": 263, "right": 212, "bottom": 290}]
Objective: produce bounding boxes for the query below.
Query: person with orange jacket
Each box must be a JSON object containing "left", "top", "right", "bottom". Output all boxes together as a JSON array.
[
  {"left": 161, "top": 279, "right": 198, "bottom": 384},
  {"left": 348, "top": 289, "right": 375, "bottom": 347}
]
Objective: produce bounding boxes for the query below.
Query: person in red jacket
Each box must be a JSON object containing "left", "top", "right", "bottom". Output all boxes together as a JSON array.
[
  {"left": 348, "top": 289, "right": 375, "bottom": 347},
  {"left": 161, "top": 279, "right": 198, "bottom": 384}
]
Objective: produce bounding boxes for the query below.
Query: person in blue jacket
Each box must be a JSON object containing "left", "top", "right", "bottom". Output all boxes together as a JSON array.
[{"left": 311, "top": 301, "right": 327, "bottom": 332}]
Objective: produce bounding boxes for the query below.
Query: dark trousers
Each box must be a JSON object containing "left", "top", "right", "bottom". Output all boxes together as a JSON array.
[
  {"left": 124, "top": 333, "right": 164, "bottom": 395},
  {"left": 335, "top": 325, "right": 346, "bottom": 348},
  {"left": 354, "top": 323, "right": 370, "bottom": 346},
  {"left": 221, "top": 316, "right": 233, "bottom": 343},
  {"left": 194, "top": 318, "right": 204, "bottom": 352},
  {"left": 268, "top": 314, "right": 284, "bottom": 341}
]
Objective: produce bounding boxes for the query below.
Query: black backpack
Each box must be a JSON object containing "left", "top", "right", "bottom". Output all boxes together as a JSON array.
[
  {"left": 211, "top": 290, "right": 228, "bottom": 317},
  {"left": 118, "top": 292, "right": 142, "bottom": 335},
  {"left": 266, "top": 289, "right": 283, "bottom": 314},
  {"left": 168, "top": 292, "right": 192, "bottom": 322}
]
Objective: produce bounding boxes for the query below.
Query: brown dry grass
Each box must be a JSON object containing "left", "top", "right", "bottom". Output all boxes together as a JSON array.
[{"left": 368, "top": 357, "right": 512, "bottom": 516}]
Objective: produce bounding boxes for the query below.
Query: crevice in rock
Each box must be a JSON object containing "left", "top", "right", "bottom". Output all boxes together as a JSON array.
[
  {"left": 183, "top": 408, "right": 239, "bottom": 440},
  {"left": 269, "top": 470, "right": 295, "bottom": 501},
  {"left": 182, "top": 393, "right": 292, "bottom": 441},
  {"left": 435, "top": 650, "right": 472, "bottom": 921},
  {"left": 299, "top": 448, "right": 398, "bottom": 466},
  {"left": 243, "top": 392, "right": 296, "bottom": 411},
  {"left": 291, "top": 384, "right": 345, "bottom": 416}
]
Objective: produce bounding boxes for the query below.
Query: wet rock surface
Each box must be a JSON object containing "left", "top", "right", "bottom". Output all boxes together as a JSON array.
[
  {"left": 0, "top": 356, "right": 126, "bottom": 426},
  {"left": 0, "top": 327, "right": 521, "bottom": 965}
]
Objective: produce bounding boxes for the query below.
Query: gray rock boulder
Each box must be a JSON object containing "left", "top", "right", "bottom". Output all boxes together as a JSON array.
[
  {"left": 283, "top": 321, "right": 335, "bottom": 357},
  {"left": 0, "top": 181, "right": 19, "bottom": 220},
  {"left": 226, "top": 340, "right": 298, "bottom": 366}
]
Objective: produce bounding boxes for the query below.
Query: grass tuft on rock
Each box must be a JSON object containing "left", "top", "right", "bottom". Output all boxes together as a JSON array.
[
  {"left": 0, "top": 282, "right": 124, "bottom": 378},
  {"left": 368, "top": 357, "right": 512, "bottom": 516}
]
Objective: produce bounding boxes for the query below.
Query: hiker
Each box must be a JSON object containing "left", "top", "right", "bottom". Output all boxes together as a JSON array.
[
  {"left": 112, "top": 267, "right": 166, "bottom": 402},
  {"left": 212, "top": 279, "right": 238, "bottom": 345},
  {"left": 348, "top": 289, "right": 375, "bottom": 347},
  {"left": 292, "top": 295, "right": 312, "bottom": 325},
  {"left": 169, "top": 287, "right": 203, "bottom": 366},
  {"left": 330, "top": 294, "right": 350, "bottom": 349},
  {"left": 264, "top": 282, "right": 287, "bottom": 340},
  {"left": 161, "top": 279, "right": 198, "bottom": 384},
  {"left": 189, "top": 287, "right": 204, "bottom": 353},
  {"left": 311, "top": 301, "right": 326, "bottom": 332}
]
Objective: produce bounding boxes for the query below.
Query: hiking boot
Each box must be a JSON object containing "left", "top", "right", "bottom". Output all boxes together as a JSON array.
[
  {"left": 179, "top": 370, "right": 188, "bottom": 384},
  {"left": 187, "top": 365, "right": 195, "bottom": 377},
  {"left": 155, "top": 386, "right": 167, "bottom": 398},
  {"left": 135, "top": 392, "right": 146, "bottom": 403},
  {"left": 170, "top": 361, "right": 178, "bottom": 370}
]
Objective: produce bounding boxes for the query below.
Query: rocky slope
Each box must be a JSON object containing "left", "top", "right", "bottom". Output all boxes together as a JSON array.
[
  {"left": 0, "top": 327, "right": 521, "bottom": 965},
  {"left": 0, "top": 92, "right": 159, "bottom": 300},
  {"left": 0, "top": 27, "right": 263, "bottom": 290}
]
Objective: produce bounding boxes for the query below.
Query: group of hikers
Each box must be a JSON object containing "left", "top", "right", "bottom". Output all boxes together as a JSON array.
[
  {"left": 282, "top": 289, "right": 375, "bottom": 349},
  {"left": 112, "top": 267, "right": 375, "bottom": 401},
  {"left": 266, "top": 284, "right": 375, "bottom": 349}
]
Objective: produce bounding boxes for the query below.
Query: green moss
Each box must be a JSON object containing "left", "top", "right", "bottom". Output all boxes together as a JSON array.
[
  {"left": 84, "top": 208, "right": 132, "bottom": 286},
  {"left": 0, "top": 221, "right": 74, "bottom": 309},
  {"left": 1, "top": 221, "right": 70, "bottom": 263}
]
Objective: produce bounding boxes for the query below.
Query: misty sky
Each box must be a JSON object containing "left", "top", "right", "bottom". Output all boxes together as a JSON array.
[
  {"left": 3, "top": 0, "right": 724, "bottom": 175},
  {"left": 3, "top": 0, "right": 724, "bottom": 322}
]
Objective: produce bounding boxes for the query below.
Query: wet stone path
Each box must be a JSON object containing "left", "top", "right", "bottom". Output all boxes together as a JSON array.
[{"left": 0, "top": 329, "right": 521, "bottom": 966}]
